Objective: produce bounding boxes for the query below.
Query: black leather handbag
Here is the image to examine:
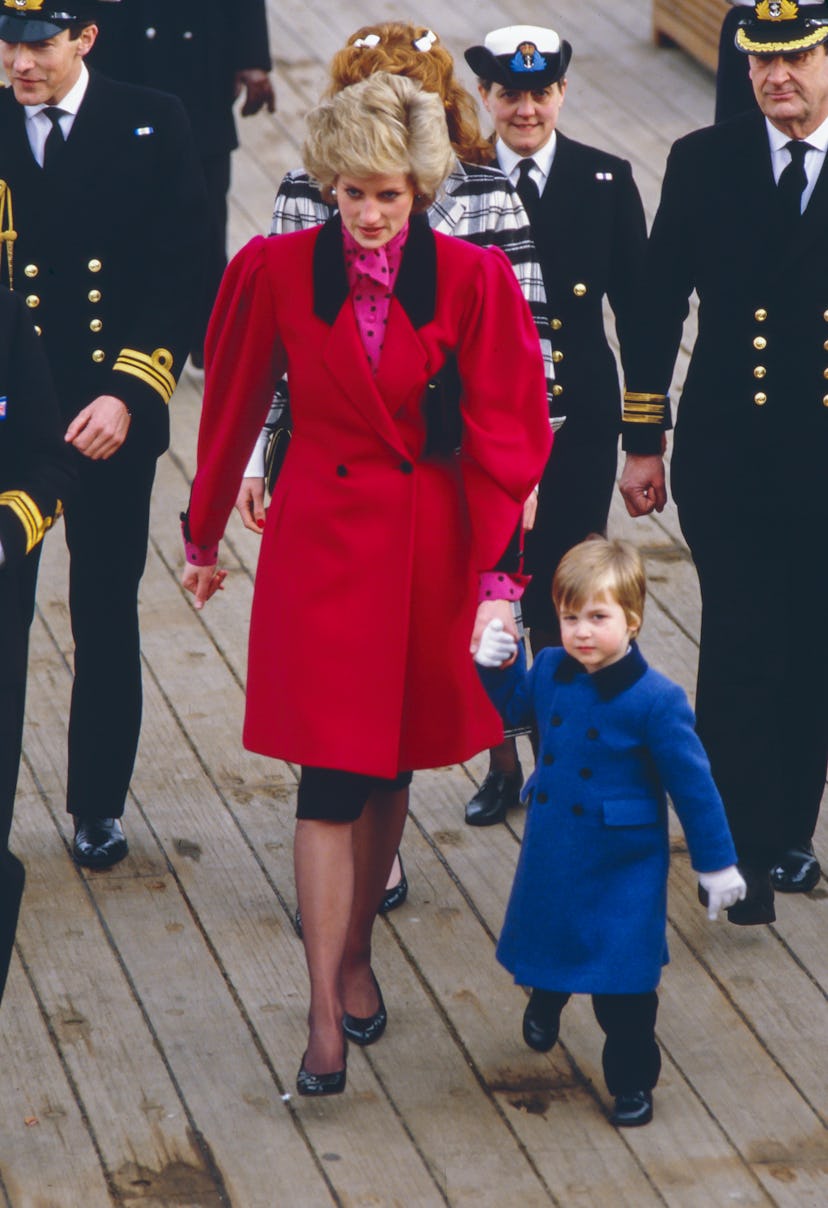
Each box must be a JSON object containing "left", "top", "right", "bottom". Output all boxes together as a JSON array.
[{"left": 264, "top": 381, "right": 291, "bottom": 495}]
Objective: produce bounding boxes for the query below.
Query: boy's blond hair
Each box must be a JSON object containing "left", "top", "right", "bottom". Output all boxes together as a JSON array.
[{"left": 552, "top": 536, "right": 646, "bottom": 634}]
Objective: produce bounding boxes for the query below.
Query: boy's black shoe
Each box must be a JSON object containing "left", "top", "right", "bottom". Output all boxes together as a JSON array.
[
  {"left": 522, "top": 989, "right": 563, "bottom": 1052},
  {"left": 465, "top": 766, "right": 523, "bottom": 827},
  {"left": 770, "top": 843, "right": 821, "bottom": 894},
  {"left": 611, "top": 1089, "right": 653, "bottom": 1127}
]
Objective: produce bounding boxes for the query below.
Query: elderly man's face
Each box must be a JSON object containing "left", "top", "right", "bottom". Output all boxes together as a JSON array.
[{"left": 749, "top": 45, "right": 828, "bottom": 137}]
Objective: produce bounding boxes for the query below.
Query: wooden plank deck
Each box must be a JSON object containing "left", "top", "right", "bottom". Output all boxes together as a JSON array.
[{"left": 3, "top": 1, "right": 827, "bottom": 1204}]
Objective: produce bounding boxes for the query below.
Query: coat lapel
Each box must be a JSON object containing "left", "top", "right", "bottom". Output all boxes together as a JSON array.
[{"left": 315, "top": 215, "right": 435, "bottom": 456}]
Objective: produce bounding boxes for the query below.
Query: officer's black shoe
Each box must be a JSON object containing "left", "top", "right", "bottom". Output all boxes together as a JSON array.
[
  {"left": 72, "top": 817, "right": 128, "bottom": 870},
  {"left": 770, "top": 843, "right": 821, "bottom": 894},
  {"left": 611, "top": 1090, "right": 653, "bottom": 1128},
  {"left": 726, "top": 865, "right": 775, "bottom": 926},
  {"left": 522, "top": 989, "right": 563, "bottom": 1052},
  {"left": 464, "top": 766, "right": 523, "bottom": 827}
]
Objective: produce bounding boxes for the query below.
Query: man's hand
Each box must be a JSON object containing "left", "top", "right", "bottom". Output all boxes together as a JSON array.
[
  {"left": 471, "top": 598, "right": 518, "bottom": 662},
  {"left": 618, "top": 453, "right": 668, "bottom": 517},
  {"left": 235, "top": 69, "right": 276, "bottom": 116},
  {"left": 235, "top": 476, "right": 267, "bottom": 534},
  {"left": 182, "top": 563, "right": 227, "bottom": 610},
  {"left": 65, "top": 395, "right": 131, "bottom": 459}
]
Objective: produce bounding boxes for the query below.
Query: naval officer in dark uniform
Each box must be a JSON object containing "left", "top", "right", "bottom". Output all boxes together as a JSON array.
[
  {"left": 0, "top": 283, "right": 74, "bottom": 1005},
  {"left": 620, "top": 1, "right": 828, "bottom": 922},
  {"left": 462, "top": 25, "right": 647, "bottom": 826},
  {"left": 0, "top": 0, "right": 209, "bottom": 868},
  {"left": 90, "top": 0, "right": 275, "bottom": 363}
]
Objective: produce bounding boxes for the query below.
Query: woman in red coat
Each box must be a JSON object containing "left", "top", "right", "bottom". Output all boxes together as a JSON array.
[{"left": 182, "top": 73, "right": 551, "bottom": 1095}]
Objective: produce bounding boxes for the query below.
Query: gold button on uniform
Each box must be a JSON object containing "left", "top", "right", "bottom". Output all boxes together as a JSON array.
[
  {"left": 90, "top": 319, "right": 102, "bottom": 332},
  {"left": 34, "top": 325, "right": 42, "bottom": 335},
  {"left": 753, "top": 336, "right": 767, "bottom": 350},
  {"left": 755, "top": 308, "right": 767, "bottom": 322},
  {"left": 88, "top": 259, "right": 102, "bottom": 273},
  {"left": 823, "top": 396, "right": 828, "bottom": 407},
  {"left": 823, "top": 368, "right": 828, "bottom": 379},
  {"left": 88, "top": 289, "right": 101, "bottom": 303},
  {"left": 551, "top": 318, "right": 562, "bottom": 330},
  {"left": 753, "top": 366, "right": 766, "bottom": 378},
  {"left": 573, "top": 283, "right": 587, "bottom": 297},
  {"left": 754, "top": 392, "right": 767, "bottom": 406},
  {"left": 552, "top": 384, "right": 564, "bottom": 397},
  {"left": 552, "top": 350, "right": 563, "bottom": 363},
  {"left": 24, "top": 264, "right": 38, "bottom": 278},
  {"left": 25, "top": 295, "right": 39, "bottom": 308},
  {"left": 823, "top": 310, "right": 828, "bottom": 322},
  {"left": 92, "top": 350, "right": 105, "bottom": 363}
]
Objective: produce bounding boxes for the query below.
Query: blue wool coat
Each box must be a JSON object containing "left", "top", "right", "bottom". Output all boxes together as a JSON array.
[{"left": 483, "top": 644, "right": 737, "bottom": 994}]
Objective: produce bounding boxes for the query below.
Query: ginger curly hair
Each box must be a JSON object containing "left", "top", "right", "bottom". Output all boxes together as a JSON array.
[{"left": 326, "top": 22, "right": 494, "bottom": 166}]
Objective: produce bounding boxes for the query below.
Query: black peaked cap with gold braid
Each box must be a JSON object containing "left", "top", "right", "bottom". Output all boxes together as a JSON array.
[
  {"left": 735, "top": 2, "right": 828, "bottom": 55},
  {"left": 0, "top": 0, "right": 120, "bottom": 43}
]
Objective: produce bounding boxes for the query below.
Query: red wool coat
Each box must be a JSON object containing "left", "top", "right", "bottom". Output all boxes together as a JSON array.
[{"left": 188, "top": 216, "right": 552, "bottom": 777}]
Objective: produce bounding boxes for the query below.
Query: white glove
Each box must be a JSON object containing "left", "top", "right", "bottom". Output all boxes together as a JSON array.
[
  {"left": 698, "top": 866, "right": 747, "bottom": 920},
  {"left": 474, "top": 618, "right": 518, "bottom": 668}
]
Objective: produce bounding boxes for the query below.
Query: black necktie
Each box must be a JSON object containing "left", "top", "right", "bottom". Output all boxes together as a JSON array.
[
  {"left": 42, "top": 107, "right": 66, "bottom": 171},
  {"left": 777, "top": 140, "right": 812, "bottom": 220},
  {"left": 515, "top": 158, "right": 541, "bottom": 220}
]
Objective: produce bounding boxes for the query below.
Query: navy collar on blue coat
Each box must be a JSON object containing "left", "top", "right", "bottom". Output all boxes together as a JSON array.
[
  {"left": 553, "top": 641, "right": 648, "bottom": 701},
  {"left": 312, "top": 211, "right": 436, "bottom": 328}
]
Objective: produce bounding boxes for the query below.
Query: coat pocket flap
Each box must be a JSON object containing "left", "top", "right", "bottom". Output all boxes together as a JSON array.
[{"left": 602, "top": 798, "right": 658, "bottom": 827}]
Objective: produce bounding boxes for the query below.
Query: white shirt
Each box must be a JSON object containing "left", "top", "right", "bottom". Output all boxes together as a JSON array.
[
  {"left": 24, "top": 62, "right": 89, "bottom": 166},
  {"left": 766, "top": 111, "right": 828, "bottom": 212},
  {"left": 496, "top": 133, "right": 557, "bottom": 198}
]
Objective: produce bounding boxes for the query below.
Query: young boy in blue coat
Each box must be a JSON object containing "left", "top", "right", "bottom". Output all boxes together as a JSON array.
[{"left": 475, "top": 536, "right": 745, "bottom": 1127}]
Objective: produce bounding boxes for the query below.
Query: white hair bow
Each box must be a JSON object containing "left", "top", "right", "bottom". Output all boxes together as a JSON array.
[
  {"left": 353, "top": 34, "right": 381, "bottom": 48},
  {"left": 413, "top": 30, "right": 437, "bottom": 52}
]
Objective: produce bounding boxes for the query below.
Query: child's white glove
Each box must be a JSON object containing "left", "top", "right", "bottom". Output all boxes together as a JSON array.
[
  {"left": 698, "top": 866, "right": 747, "bottom": 920},
  {"left": 474, "top": 618, "right": 518, "bottom": 668}
]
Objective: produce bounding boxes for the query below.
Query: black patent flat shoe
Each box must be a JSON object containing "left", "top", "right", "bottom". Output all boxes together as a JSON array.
[
  {"left": 343, "top": 971, "right": 387, "bottom": 1046},
  {"left": 611, "top": 1089, "right": 653, "bottom": 1127},
  {"left": 296, "top": 1051, "right": 347, "bottom": 1097},
  {"left": 522, "top": 989, "right": 562, "bottom": 1053},
  {"left": 378, "top": 850, "right": 408, "bottom": 914},
  {"left": 464, "top": 766, "right": 523, "bottom": 827},
  {"left": 770, "top": 843, "right": 821, "bottom": 894},
  {"left": 72, "top": 816, "right": 128, "bottom": 870}
]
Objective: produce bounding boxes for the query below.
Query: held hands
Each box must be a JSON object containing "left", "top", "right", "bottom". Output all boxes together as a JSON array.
[
  {"left": 65, "top": 395, "right": 131, "bottom": 459},
  {"left": 181, "top": 563, "right": 227, "bottom": 611},
  {"left": 698, "top": 866, "right": 747, "bottom": 920},
  {"left": 235, "top": 476, "right": 267, "bottom": 534},
  {"left": 473, "top": 618, "right": 518, "bottom": 668}
]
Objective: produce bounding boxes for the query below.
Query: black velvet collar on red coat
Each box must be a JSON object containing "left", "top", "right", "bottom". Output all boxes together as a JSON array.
[
  {"left": 553, "top": 641, "right": 648, "bottom": 701},
  {"left": 312, "top": 211, "right": 436, "bottom": 329}
]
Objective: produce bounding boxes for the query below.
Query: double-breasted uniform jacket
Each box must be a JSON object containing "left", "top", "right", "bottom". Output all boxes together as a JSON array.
[
  {"left": 0, "top": 285, "right": 74, "bottom": 1006},
  {"left": 520, "top": 132, "right": 647, "bottom": 629},
  {"left": 89, "top": 0, "right": 272, "bottom": 158},
  {"left": 482, "top": 645, "right": 737, "bottom": 994},
  {"left": 0, "top": 69, "right": 209, "bottom": 455},
  {"left": 622, "top": 110, "right": 828, "bottom": 524},
  {"left": 187, "top": 216, "right": 552, "bottom": 777}
]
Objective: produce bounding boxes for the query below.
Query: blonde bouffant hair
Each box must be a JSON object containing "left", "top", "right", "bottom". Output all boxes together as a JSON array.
[
  {"left": 327, "top": 22, "right": 494, "bottom": 166},
  {"left": 552, "top": 536, "right": 646, "bottom": 635},
  {"left": 303, "top": 72, "right": 456, "bottom": 210}
]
